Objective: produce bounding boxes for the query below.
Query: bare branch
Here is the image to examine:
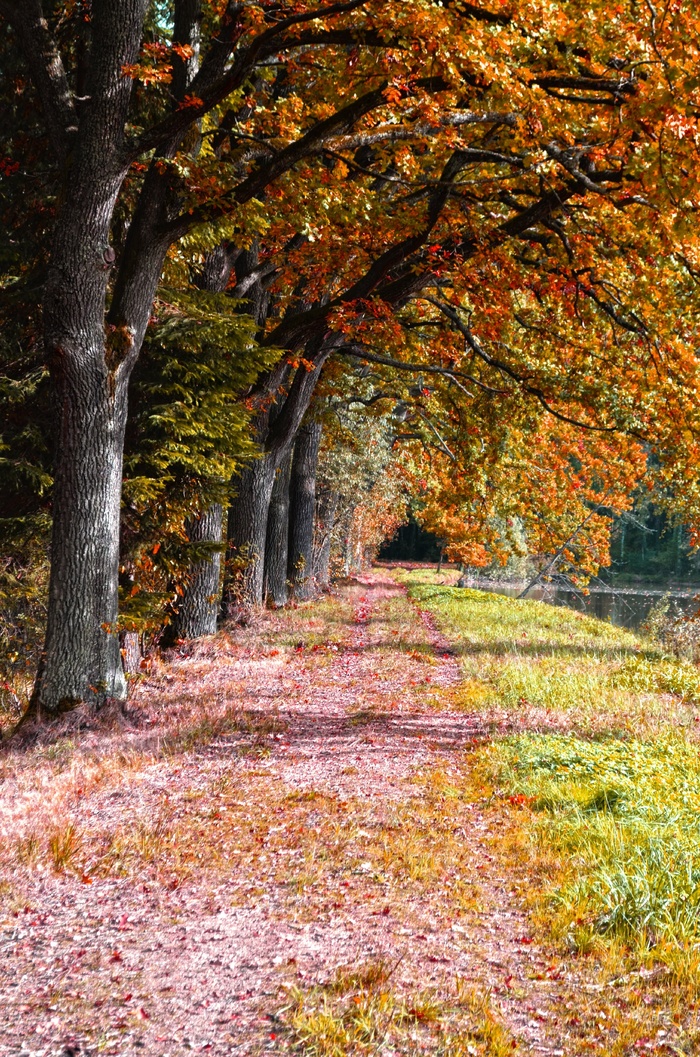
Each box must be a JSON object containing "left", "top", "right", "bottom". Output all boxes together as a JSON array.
[{"left": 338, "top": 345, "right": 505, "bottom": 395}]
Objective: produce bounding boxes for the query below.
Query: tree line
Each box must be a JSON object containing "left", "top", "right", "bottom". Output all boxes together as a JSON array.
[{"left": 1, "top": 0, "right": 700, "bottom": 724}]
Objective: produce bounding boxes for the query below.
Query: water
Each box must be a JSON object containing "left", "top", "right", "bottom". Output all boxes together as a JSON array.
[{"left": 465, "top": 579, "right": 700, "bottom": 633}]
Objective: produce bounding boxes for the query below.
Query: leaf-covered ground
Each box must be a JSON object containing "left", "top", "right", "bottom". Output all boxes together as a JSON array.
[{"left": 1, "top": 569, "right": 697, "bottom": 1055}]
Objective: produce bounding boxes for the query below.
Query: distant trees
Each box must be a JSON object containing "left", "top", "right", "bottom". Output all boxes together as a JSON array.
[{"left": 1, "top": 0, "right": 700, "bottom": 722}]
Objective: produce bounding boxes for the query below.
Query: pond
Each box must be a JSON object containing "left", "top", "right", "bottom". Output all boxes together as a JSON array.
[{"left": 465, "top": 579, "right": 700, "bottom": 633}]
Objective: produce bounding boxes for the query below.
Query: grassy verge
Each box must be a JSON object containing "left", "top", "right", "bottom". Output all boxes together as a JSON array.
[
  {"left": 400, "top": 573, "right": 700, "bottom": 736},
  {"left": 404, "top": 575, "right": 700, "bottom": 997}
]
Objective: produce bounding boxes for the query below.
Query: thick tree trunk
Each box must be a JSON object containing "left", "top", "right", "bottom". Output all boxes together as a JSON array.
[
  {"left": 226, "top": 455, "right": 278, "bottom": 611},
  {"left": 288, "top": 421, "right": 322, "bottom": 601},
  {"left": 264, "top": 454, "right": 292, "bottom": 607},
  {"left": 314, "top": 489, "right": 339, "bottom": 588},
  {"left": 20, "top": 0, "right": 151, "bottom": 716},
  {"left": 175, "top": 504, "right": 223, "bottom": 638},
  {"left": 33, "top": 355, "right": 130, "bottom": 711}
]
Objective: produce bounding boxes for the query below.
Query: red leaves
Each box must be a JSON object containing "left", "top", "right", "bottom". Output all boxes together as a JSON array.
[{"left": 177, "top": 94, "right": 205, "bottom": 111}]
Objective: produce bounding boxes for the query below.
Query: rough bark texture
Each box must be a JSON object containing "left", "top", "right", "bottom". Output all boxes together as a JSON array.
[
  {"left": 175, "top": 504, "right": 224, "bottom": 638},
  {"left": 314, "top": 488, "right": 339, "bottom": 589},
  {"left": 38, "top": 359, "right": 131, "bottom": 708},
  {"left": 288, "top": 421, "right": 323, "bottom": 601},
  {"left": 30, "top": 0, "right": 149, "bottom": 712},
  {"left": 119, "top": 631, "right": 142, "bottom": 677},
  {"left": 264, "top": 454, "right": 292, "bottom": 607},
  {"left": 226, "top": 456, "right": 278, "bottom": 614}
]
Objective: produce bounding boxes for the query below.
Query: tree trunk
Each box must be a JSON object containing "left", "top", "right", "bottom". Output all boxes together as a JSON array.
[
  {"left": 226, "top": 455, "right": 278, "bottom": 612},
  {"left": 32, "top": 350, "right": 130, "bottom": 712},
  {"left": 288, "top": 421, "right": 322, "bottom": 601},
  {"left": 264, "top": 454, "right": 292, "bottom": 607},
  {"left": 314, "top": 489, "right": 339, "bottom": 589},
  {"left": 19, "top": 0, "right": 153, "bottom": 715},
  {"left": 224, "top": 342, "right": 332, "bottom": 611},
  {"left": 119, "top": 631, "right": 142, "bottom": 677},
  {"left": 175, "top": 504, "right": 223, "bottom": 638}
]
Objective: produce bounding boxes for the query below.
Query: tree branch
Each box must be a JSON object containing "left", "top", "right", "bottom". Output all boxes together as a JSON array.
[
  {"left": 426, "top": 296, "right": 621, "bottom": 433},
  {"left": 338, "top": 345, "right": 506, "bottom": 395},
  {"left": 128, "top": 0, "right": 370, "bottom": 159}
]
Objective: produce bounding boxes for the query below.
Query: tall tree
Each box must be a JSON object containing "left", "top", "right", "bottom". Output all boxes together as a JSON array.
[
  {"left": 287, "top": 418, "right": 323, "bottom": 599},
  {"left": 3, "top": 0, "right": 700, "bottom": 716}
]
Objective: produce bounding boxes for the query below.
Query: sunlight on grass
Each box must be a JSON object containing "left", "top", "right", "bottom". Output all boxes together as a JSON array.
[
  {"left": 283, "top": 959, "right": 515, "bottom": 1056},
  {"left": 401, "top": 577, "right": 700, "bottom": 734},
  {"left": 485, "top": 734, "right": 700, "bottom": 961},
  {"left": 408, "top": 572, "right": 700, "bottom": 1002}
]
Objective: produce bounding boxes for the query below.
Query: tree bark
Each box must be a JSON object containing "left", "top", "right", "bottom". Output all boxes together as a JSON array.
[
  {"left": 314, "top": 488, "right": 339, "bottom": 589},
  {"left": 225, "top": 455, "right": 278, "bottom": 613},
  {"left": 119, "top": 631, "right": 142, "bottom": 677},
  {"left": 288, "top": 420, "right": 322, "bottom": 601},
  {"left": 34, "top": 356, "right": 131, "bottom": 709},
  {"left": 224, "top": 341, "right": 333, "bottom": 610},
  {"left": 264, "top": 453, "right": 292, "bottom": 607},
  {"left": 175, "top": 504, "right": 223, "bottom": 638},
  {"left": 22, "top": 0, "right": 150, "bottom": 714}
]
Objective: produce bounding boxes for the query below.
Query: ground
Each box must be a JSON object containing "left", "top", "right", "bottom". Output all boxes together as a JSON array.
[{"left": 0, "top": 569, "right": 697, "bottom": 1056}]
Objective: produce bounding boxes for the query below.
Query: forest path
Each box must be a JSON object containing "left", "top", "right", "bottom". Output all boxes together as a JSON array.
[{"left": 1, "top": 571, "right": 581, "bottom": 1056}]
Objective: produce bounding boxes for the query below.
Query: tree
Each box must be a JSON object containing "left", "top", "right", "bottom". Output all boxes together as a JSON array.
[
  {"left": 287, "top": 418, "right": 323, "bottom": 599},
  {"left": 3, "top": 0, "right": 700, "bottom": 716}
]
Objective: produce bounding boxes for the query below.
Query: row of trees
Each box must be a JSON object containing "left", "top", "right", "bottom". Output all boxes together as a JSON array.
[{"left": 2, "top": 0, "right": 700, "bottom": 723}]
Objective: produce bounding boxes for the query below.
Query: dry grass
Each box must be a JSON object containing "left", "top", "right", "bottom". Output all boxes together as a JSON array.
[{"left": 283, "top": 960, "right": 516, "bottom": 1057}]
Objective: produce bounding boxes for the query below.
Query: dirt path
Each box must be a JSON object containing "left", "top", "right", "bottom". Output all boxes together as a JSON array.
[{"left": 0, "top": 572, "right": 580, "bottom": 1056}]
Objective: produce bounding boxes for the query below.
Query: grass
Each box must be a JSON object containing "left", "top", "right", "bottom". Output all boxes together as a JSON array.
[
  {"left": 407, "top": 574, "right": 700, "bottom": 1004},
  {"left": 282, "top": 959, "right": 516, "bottom": 1057},
  {"left": 399, "top": 574, "right": 700, "bottom": 736},
  {"left": 481, "top": 733, "right": 700, "bottom": 970}
]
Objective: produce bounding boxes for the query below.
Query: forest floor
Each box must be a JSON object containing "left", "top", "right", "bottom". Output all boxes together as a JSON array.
[{"left": 1, "top": 568, "right": 699, "bottom": 1056}]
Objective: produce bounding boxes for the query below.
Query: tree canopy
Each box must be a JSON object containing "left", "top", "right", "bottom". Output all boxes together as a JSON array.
[{"left": 1, "top": 0, "right": 700, "bottom": 717}]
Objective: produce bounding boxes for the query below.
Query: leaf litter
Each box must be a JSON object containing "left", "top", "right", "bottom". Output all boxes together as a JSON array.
[{"left": 0, "top": 571, "right": 618, "bottom": 1055}]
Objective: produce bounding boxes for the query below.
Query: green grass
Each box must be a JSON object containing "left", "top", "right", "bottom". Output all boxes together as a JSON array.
[
  {"left": 400, "top": 576, "right": 700, "bottom": 733},
  {"left": 404, "top": 574, "right": 700, "bottom": 983},
  {"left": 486, "top": 733, "right": 700, "bottom": 957}
]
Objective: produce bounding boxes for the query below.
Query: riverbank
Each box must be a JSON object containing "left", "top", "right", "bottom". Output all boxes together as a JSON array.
[
  {"left": 400, "top": 569, "right": 700, "bottom": 1050},
  {"left": 2, "top": 570, "right": 699, "bottom": 1054}
]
